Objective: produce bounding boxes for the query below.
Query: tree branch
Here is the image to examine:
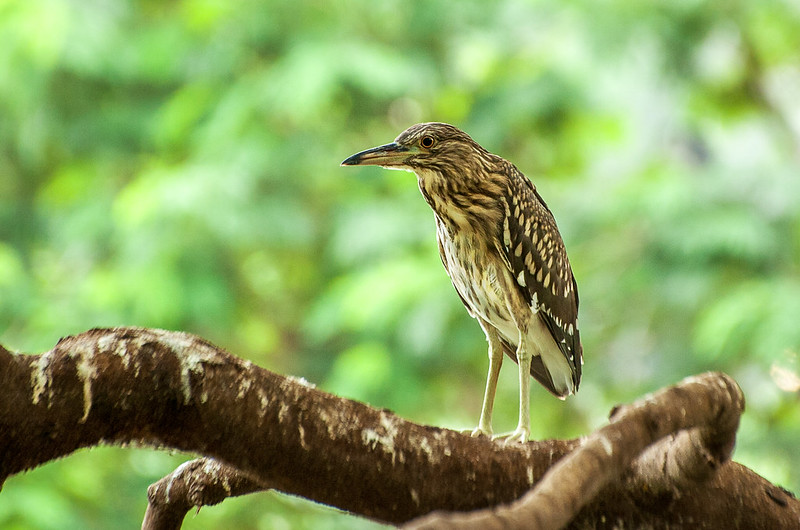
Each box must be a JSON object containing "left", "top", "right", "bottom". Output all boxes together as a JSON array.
[
  {"left": 405, "top": 372, "right": 745, "bottom": 529},
  {"left": 0, "top": 327, "right": 797, "bottom": 529},
  {"left": 142, "top": 458, "right": 268, "bottom": 530}
]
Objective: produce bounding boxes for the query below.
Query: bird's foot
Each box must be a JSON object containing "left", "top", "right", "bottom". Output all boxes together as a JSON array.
[
  {"left": 469, "top": 426, "right": 492, "bottom": 438},
  {"left": 492, "top": 426, "right": 530, "bottom": 444}
]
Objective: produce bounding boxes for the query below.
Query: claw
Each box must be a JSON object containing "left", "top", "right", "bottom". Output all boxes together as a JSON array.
[
  {"left": 470, "top": 426, "right": 492, "bottom": 438},
  {"left": 493, "top": 427, "right": 530, "bottom": 444}
]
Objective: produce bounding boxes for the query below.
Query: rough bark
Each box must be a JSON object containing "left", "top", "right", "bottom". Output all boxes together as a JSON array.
[
  {"left": 0, "top": 327, "right": 797, "bottom": 530},
  {"left": 405, "top": 373, "right": 745, "bottom": 529},
  {"left": 142, "top": 458, "right": 268, "bottom": 530}
]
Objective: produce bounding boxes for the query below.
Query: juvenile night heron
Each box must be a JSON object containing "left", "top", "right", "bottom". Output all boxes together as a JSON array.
[{"left": 341, "top": 123, "right": 582, "bottom": 443}]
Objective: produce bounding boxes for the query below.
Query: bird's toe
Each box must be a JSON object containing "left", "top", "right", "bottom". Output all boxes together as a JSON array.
[
  {"left": 495, "top": 427, "right": 530, "bottom": 444},
  {"left": 469, "top": 426, "right": 492, "bottom": 438}
]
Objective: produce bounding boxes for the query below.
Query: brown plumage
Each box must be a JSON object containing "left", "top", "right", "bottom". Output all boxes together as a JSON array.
[{"left": 342, "top": 122, "right": 582, "bottom": 442}]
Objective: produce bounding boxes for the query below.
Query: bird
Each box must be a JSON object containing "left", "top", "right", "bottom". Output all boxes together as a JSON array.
[{"left": 341, "top": 122, "right": 582, "bottom": 443}]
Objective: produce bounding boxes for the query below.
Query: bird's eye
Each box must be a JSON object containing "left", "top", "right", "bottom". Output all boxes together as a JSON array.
[{"left": 420, "top": 136, "right": 435, "bottom": 148}]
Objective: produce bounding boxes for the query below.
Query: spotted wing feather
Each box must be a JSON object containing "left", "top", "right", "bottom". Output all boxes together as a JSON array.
[{"left": 497, "top": 162, "right": 582, "bottom": 393}]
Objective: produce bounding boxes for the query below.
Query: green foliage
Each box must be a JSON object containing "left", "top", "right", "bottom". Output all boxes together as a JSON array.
[{"left": 1, "top": 0, "right": 799, "bottom": 527}]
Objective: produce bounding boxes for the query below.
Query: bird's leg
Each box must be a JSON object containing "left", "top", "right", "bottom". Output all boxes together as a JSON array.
[
  {"left": 471, "top": 323, "right": 503, "bottom": 438},
  {"left": 505, "top": 332, "right": 532, "bottom": 443}
]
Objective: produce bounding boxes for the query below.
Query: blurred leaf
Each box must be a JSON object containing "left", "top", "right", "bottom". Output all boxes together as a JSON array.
[{"left": 324, "top": 341, "right": 392, "bottom": 402}]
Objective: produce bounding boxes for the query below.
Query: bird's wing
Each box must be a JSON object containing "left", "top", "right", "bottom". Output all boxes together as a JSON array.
[{"left": 496, "top": 164, "right": 582, "bottom": 389}]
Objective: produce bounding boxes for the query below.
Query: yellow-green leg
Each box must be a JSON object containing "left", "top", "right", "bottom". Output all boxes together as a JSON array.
[
  {"left": 504, "top": 333, "right": 531, "bottom": 443},
  {"left": 471, "top": 323, "right": 503, "bottom": 438}
]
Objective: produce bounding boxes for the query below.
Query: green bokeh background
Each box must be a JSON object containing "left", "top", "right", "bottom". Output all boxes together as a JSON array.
[{"left": 1, "top": 0, "right": 799, "bottom": 528}]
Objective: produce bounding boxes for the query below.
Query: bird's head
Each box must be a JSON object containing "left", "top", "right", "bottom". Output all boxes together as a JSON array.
[{"left": 341, "top": 122, "right": 490, "bottom": 173}]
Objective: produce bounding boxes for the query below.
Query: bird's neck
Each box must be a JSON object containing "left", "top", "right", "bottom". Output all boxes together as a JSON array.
[{"left": 414, "top": 167, "right": 503, "bottom": 236}]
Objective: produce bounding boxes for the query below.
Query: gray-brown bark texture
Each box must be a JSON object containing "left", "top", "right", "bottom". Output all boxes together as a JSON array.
[{"left": 0, "top": 327, "right": 797, "bottom": 529}]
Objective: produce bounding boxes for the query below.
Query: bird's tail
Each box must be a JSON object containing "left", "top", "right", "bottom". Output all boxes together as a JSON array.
[{"left": 499, "top": 339, "right": 574, "bottom": 399}]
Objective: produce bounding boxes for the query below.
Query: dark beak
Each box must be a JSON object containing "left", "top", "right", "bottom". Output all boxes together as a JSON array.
[{"left": 341, "top": 142, "right": 411, "bottom": 167}]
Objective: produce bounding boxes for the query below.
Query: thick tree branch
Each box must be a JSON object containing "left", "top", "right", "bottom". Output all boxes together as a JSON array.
[
  {"left": 0, "top": 327, "right": 572, "bottom": 523},
  {"left": 0, "top": 327, "right": 797, "bottom": 529},
  {"left": 405, "top": 372, "right": 745, "bottom": 529}
]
